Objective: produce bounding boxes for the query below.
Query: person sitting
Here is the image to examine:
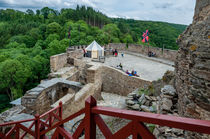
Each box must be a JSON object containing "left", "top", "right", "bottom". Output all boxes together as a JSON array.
[
  {"left": 148, "top": 51, "right": 152, "bottom": 57},
  {"left": 117, "top": 63, "right": 123, "bottom": 70},
  {"left": 126, "top": 70, "right": 130, "bottom": 75},
  {"left": 151, "top": 52, "right": 156, "bottom": 57},
  {"left": 119, "top": 63, "right": 122, "bottom": 69},
  {"left": 131, "top": 70, "right": 135, "bottom": 75}
]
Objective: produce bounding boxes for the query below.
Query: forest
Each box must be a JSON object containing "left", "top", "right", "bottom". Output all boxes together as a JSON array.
[{"left": 0, "top": 6, "right": 187, "bottom": 112}]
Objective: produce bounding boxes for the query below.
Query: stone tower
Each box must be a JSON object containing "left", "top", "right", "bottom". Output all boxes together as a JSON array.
[{"left": 175, "top": 0, "right": 210, "bottom": 137}]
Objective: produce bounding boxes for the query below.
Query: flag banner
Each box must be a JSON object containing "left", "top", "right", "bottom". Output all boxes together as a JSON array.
[{"left": 142, "top": 30, "right": 149, "bottom": 43}]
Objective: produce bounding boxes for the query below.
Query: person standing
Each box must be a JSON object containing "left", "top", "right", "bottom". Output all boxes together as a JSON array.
[{"left": 121, "top": 52, "right": 124, "bottom": 57}]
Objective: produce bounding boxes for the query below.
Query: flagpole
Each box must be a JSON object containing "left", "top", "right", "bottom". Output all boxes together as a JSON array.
[{"left": 68, "top": 26, "right": 71, "bottom": 48}]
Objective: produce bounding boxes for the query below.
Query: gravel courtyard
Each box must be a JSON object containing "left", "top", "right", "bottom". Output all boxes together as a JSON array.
[{"left": 104, "top": 53, "right": 174, "bottom": 81}]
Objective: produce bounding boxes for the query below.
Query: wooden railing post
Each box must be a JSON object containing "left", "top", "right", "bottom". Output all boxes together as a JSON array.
[
  {"left": 59, "top": 101, "right": 63, "bottom": 120},
  {"left": 35, "top": 114, "right": 40, "bottom": 139},
  {"left": 40, "top": 124, "right": 46, "bottom": 139},
  {"left": 58, "top": 101, "right": 64, "bottom": 139},
  {"left": 85, "top": 96, "right": 96, "bottom": 139}
]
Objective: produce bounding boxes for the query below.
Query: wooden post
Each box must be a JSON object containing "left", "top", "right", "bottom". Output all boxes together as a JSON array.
[
  {"left": 40, "top": 124, "right": 46, "bottom": 139},
  {"left": 85, "top": 96, "right": 97, "bottom": 139},
  {"left": 132, "top": 121, "right": 141, "bottom": 139},
  {"left": 58, "top": 101, "right": 64, "bottom": 139},
  {"left": 35, "top": 114, "right": 40, "bottom": 139},
  {"left": 16, "top": 124, "right": 19, "bottom": 139}
]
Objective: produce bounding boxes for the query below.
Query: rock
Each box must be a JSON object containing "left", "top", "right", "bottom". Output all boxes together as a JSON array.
[
  {"left": 140, "top": 105, "right": 151, "bottom": 112},
  {"left": 126, "top": 100, "right": 135, "bottom": 105},
  {"left": 125, "top": 97, "right": 133, "bottom": 101},
  {"left": 132, "top": 88, "right": 139, "bottom": 94},
  {"left": 153, "top": 128, "right": 160, "bottom": 137},
  {"left": 160, "top": 94, "right": 174, "bottom": 99},
  {"left": 152, "top": 101, "right": 157, "bottom": 106},
  {"left": 128, "top": 104, "right": 140, "bottom": 110},
  {"left": 138, "top": 94, "right": 146, "bottom": 105},
  {"left": 161, "top": 98, "right": 173, "bottom": 111},
  {"left": 144, "top": 100, "right": 151, "bottom": 106},
  {"left": 127, "top": 95, "right": 133, "bottom": 99},
  {"left": 145, "top": 95, "right": 153, "bottom": 101},
  {"left": 150, "top": 96, "right": 157, "bottom": 101},
  {"left": 161, "top": 85, "right": 176, "bottom": 96},
  {"left": 127, "top": 92, "right": 136, "bottom": 97},
  {"left": 171, "top": 128, "right": 184, "bottom": 136}
]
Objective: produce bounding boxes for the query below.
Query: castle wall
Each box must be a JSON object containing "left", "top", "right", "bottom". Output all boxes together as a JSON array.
[
  {"left": 50, "top": 53, "right": 67, "bottom": 72},
  {"left": 101, "top": 66, "right": 151, "bottom": 96},
  {"left": 175, "top": 0, "right": 210, "bottom": 138},
  {"left": 107, "top": 43, "right": 177, "bottom": 61}
]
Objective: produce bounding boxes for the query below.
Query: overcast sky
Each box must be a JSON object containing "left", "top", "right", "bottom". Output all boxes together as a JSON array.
[{"left": 0, "top": 0, "right": 196, "bottom": 25}]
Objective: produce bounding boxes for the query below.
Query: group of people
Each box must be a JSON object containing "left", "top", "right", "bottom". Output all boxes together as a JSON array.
[
  {"left": 111, "top": 49, "right": 124, "bottom": 57},
  {"left": 148, "top": 51, "right": 156, "bottom": 57},
  {"left": 116, "top": 63, "right": 139, "bottom": 77},
  {"left": 126, "top": 70, "right": 139, "bottom": 77},
  {"left": 112, "top": 49, "right": 118, "bottom": 57}
]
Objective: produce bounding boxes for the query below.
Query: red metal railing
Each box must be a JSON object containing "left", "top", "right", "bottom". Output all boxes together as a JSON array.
[{"left": 1, "top": 96, "right": 210, "bottom": 139}]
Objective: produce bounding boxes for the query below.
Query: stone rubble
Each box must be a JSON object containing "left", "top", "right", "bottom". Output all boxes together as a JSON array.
[{"left": 125, "top": 85, "right": 185, "bottom": 138}]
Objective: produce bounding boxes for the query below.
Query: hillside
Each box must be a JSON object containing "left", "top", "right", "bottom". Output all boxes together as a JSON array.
[{"left": 0, "top": 6, "right": 186, "bottom": 112}]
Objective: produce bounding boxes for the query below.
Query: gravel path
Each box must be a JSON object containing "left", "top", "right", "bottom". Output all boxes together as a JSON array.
[{"left": 104, "top": 53, "right": 174, "bottom": 81}]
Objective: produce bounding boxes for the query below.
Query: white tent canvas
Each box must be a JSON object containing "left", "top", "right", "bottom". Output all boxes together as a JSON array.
[{"left": 86, "top": 40, "right": 104, "bottom": 58}]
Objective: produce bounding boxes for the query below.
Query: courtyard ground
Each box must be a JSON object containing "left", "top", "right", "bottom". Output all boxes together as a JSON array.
[{"left": 104, "top": 53, "right": 174, "bottom": 81}]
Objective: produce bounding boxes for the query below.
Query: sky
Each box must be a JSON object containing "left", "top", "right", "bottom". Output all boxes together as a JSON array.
[{"left": 0, "top": 0, "right": 196, "bottom": 25}]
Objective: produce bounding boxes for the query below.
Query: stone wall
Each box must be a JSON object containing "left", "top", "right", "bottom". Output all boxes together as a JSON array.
[
  {"left": 175, "top": 0, "right": 210, "bottom": 138},
  {"left": 21, "top": 78, "right": 82, "bottom": 115},
  {"left": 67, "top": 47, "right": 83, "bottom": 65},
  {"left": 101, "top": 66, "right": 151, "bottom": 96},
  {"left": 50, "top": 53, "right": 67, "bottom": 72},
  {"left": 107, "top": 43, "right": 177, "bottom": 61},
  {"left": 72, "top": 59, "right": 151, "bottom": 96}
]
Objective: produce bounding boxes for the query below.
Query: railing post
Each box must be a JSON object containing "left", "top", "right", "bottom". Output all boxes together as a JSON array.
[
  {"left": 132, "top": 121, "right": 141, "bottom": 139},
  {"left": 59, "top": 101, "right": 63, "bottom": 120},
  {"left": 85, "top": 96, "right": 96, "bottom": 139},
  {"left": 40, "top": 124, "right": 46, "bottom": 139},
  {"left": 58, "top": 101, "right": 64, "bottom": 139},
  {"left": 35, "top": 114, "right": 40, "bottom": 139},
  {"left": 16, "top": 124, "right": 19, "bottom": 139}
]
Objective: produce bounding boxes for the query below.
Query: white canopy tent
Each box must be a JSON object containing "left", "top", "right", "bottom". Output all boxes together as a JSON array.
[{"left": 85, "top": 40, "right": 104, "bottom": 59}]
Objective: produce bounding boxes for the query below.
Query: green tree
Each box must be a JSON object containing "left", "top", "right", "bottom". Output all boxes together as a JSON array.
[
  {"left": 0, "top": 59, "right": 31, "bottom": 100},
  {"left": 46, "top": 22, "right": 61, "bottom": 36},
  {"left": 123, "top": 34, "right": 133, "bottom": 44},
  {"left": 45, "top": 33, "right": 60, "bottom": 46}
]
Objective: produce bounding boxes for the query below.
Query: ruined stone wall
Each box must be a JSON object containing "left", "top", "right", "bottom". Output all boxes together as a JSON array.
[
  {"left": 50, "top": 53, "right": 67, "bottom": 72},
  {"left": 107, "top": 43, "right": 177, "bottom": 61},
  {"left": 101, "top": 66, "right": 151, "bottom": 96},
  {"left": 21, "top": 78, "right": 82, "bottom": 115},
  {"left": 175, "top": 0, "right": 210, "bottom": 138}
]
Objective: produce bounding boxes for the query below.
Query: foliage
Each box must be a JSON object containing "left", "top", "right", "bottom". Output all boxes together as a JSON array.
[{"left": 138, "top": 88, "right": 149, "bottom": 95}]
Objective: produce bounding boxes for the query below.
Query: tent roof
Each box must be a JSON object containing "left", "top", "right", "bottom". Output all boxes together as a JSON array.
[{"left": 86, "top": 40, "right": 103, "bottom": 51}]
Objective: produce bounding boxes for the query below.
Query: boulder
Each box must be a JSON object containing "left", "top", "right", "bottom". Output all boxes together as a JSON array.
[
  {"left": 161, "top": 85, "right": 176, "bottom": 96},
  {"left": 128, "top": 104, "right": 140, "bottom": 110},
  {"left": 140, "top": 105, "right": 151, "bottom": 112},
  {"left": 126, "top": 100, "right": 135, "bottom": 105},
  {"left": 138, "top": 94, "right": 146, "bottom": 105},
  {"left": 161, "top": 98, "right": 173, "bottom": 111}
]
